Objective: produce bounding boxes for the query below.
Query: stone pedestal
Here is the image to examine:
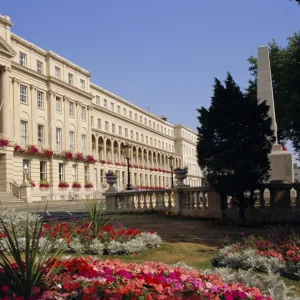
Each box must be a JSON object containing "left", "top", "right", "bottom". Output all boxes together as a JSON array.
[
  {"left": 268, "top": 144, "right": 294, "bottom": 183},
  {"left": 20, "top": 182, "right": 32, "bottom": 203},
  {"left": 103, "top": 192, "right": 117, "bottom": 212}
]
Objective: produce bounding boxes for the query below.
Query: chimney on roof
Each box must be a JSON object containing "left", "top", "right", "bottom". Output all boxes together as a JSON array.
[{"left": 160, "top": 115, "right": 167, "bottom": 122}]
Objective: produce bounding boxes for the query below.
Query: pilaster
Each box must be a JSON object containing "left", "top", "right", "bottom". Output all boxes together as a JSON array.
[
  {"left": 30, "top": 85, "right": 37, "bottom": 145},
  {"left": 63, "top": 96, "right": 69, "bottom": 151},
  {"left": 12, "top": 76, "right": 20, "bottom": 144}
]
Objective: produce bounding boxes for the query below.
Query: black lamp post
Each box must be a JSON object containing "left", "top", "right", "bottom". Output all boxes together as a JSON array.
[
  {"left": 168, "top": 156, "right": 174, "bottom": 188},
  {"left": 125, "top": 143, "right": 132, "bottom": 190}
]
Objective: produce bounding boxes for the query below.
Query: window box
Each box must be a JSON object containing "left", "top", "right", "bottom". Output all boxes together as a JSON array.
[
  {"left": 58, "top": 181, "right": 69, "bottom": 188},
  {"left": 28, "top": 178, "right": 36, "bottom": 187},
  {"left": 27, "top": 145, "right": 39, "bottom": 155},
  {"left": 39, "top": 180, "right": 50, "bottom": 188},
  {"left": 72, "top": 182, "right": 82, "bottom": 189},
  {"left": 0, "top": 138, "right": 9, "bottom": 147},
  {"left": 63, "top": 151, "right": 73, "bottom": 160},
  {"left": 84, "top": 182, "right": 93, "bottom": 189},
  {"left": 75, "top": 152, "right": 84, "bottom": 161},
  {"left": 42, "top": 149, "right": 54, "bottom": 158},
  {"left": 86, "top": 155, "right": 96, "bottom": 163}
]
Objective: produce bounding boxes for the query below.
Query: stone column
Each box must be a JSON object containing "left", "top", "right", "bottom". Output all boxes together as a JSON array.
[
  {"left": 257, "top": 46, "right": 293, "bottom": 183},
  {"left": 0, "top": 66, "right": 12, "bottom": 138}
]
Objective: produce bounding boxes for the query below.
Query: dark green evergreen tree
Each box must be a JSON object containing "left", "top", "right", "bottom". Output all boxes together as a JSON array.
[{"left": 197, "top": 74, "right": 275, "bottom": 219}]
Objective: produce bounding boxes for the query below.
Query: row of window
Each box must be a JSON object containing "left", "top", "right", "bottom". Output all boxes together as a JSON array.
[
  {"left": 20, "top": 120, "right": 87, "bottom": 154},
  {"left": 185, "top": 146, "right": 196, "bottom": 157},
  {"left": 19, "top": 52, "right": 86, "bottom": 91},
  {"left": 23, "top": 159, "right": 89, "bottom": 183},
  {"left": 91, "top": 117, "right": 174, "bottom": 152},
  {"left": 182, "top": 130, "right": 197, "bottom": 143},
  {"left": 95, "top": 95, "right": 173, "bottom": 137}
]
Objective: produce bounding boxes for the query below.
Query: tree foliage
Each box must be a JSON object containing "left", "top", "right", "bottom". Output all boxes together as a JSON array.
[
  {"left": 197, "top": 74, "right": 275, "bottom": 219},
  {"left": 248, "top": 33, "right": 300, "bottom": 157}
]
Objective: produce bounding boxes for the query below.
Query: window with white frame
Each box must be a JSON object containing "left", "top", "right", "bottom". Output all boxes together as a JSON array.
[
  {"left": 105, "top": 121, "right": 109, "bottom": 132},
  {"left": 81, "top": 134, "right": 87, "bottom": 155},
  {"left": 141, "top": 134, "right": 144, "bottom": 143},
  {"left": 84, "top": 166, "right": 89, "bottom": 182},
  {"left": 69, "top": 131, "right": 75, "bottom": 153},
  {"left": 97, "top": 118, "right": 101, "bottom": 130},
  {"left": 131, "top": 130, "right": 134, "bottom": 139},
  {"left": 56, "top": 97, "right": 61, "bottom": 113},
  {"left": 149, "top": 120, "right": 151, "bottom": 127},
  {"left": 162, "top": 142, "right": 164, "bottom": 149},
  {"left": 20, "top": 120, "right": 28, "bottom": 147},
  {"left": 72, "top": 165, "right": 77, "bottom": 182},
  {"left": 140, "top": 116, "right": 142, "bottom": 123},
  {"left": 40, "top": 161, "right": 47, "bottom": 181},
  {"left": 110, "top": 102, "right": 114, "bottom": 112},
  {"left": 55, "top": 66, "right": 61, "bottom": 79},
  {"left": 123, "top": 108, "right": 127, "bottom": 116},
  {"left": 96, "top": 95, "right": 100, "bottom": 105},
  {"left": 68, "top": 73, "right": 74, "bottom": 85},
  {"left": 36, "top": 60, "right": 43, "bottom": 74},
  {"left": 157, "top": 124, "right": 159, "bottom": 130},
  {"left": 129, "top": 111, "right": 132, "bottom": 119},
  {"left": 19, "top": 52, "right": 27, "bottom": 66},
  {"left": 112, "top": 123, "right": 115, "bottom": 134},
  {"left": 117, "top": 105, "right": 120, "bottom": 113},
  {"left": 125, "top": 128, "right": 128, "bottom": 138},
  {"left": 104, "top": 99, "right": 107, "bottom": 108},
  {"left": 37, "top": 91, "right": 44, "bottom": 109},
  {"left": 20, "top": 85, "right": 27, "bottom": 104},
  {"left": 154, "top": 139, "right": 156, "bottom": 147},
  {"left": 69, "top": 102, "right": 74, "bottom": 117},
  {"left": 158, "top": 140, "right": 161, "bottom": 148},
  {"left": 37, "top": 124, "right": 45, "bottom": 148},
  {"left": 80, "top": 79, "right": 85, "bottom": 91},
  {"left": 136, "top": 132, "right": 139, "bottom": 141},
  {"left": 153, "top": 122, "right": 155, "bottom": 129},
  {"left": 56, "top": 127, "right": 62, "bottom": 153},
  {"left": 150, "top": 137, "right": 153, "bottom": 145},
  {"left": 81, "top": 106, "right": 86, "bottom": 121},
  {"left": 161, "top": 125, "right": 163, "bottom": 132},
  {"left": 134, "top": 113, "right": 137, "bottom": 121},
  {"left": 119, "top": 126, "right": 122, "bottom": 136},
  {"left": 59, "top": 163, "right": 64, "bottom": 181},
  {"left": 146, "top": 136, "right": 148, "bottom": 144},
  {"left": 144, "top": 118, "right": 147, "bottom": 125}
]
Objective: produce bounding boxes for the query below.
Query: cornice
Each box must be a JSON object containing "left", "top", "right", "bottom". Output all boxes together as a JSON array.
[
  {"left": 0, "top": 15, "right": 14, "bottom": 27},
  {"left": 12, "top": 61, "right": 47, "bottom": 81},
  {"left": 48, "top": 76, "right": 93, "bottom": 100},
  {"left": 90, "top": 83, "right": 174, "bottom": 127},
  {"left": 91, "top": 104, "right": 175, "bottom": 141},
  {"left": 174, "top": 124, "right": 198, "bottom": 135}
]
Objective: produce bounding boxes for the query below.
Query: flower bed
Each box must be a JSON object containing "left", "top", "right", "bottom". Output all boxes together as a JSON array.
[
  {"left": 18, "top": 258, "right": 273, "bottom": 299},
  {"left": 213, "top": 229, "right": 300, "bottom": 280}
]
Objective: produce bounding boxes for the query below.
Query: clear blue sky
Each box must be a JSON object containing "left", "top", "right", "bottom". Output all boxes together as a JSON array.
[{"left": 1, "top": 0, "right": 299, "bottom": 131}]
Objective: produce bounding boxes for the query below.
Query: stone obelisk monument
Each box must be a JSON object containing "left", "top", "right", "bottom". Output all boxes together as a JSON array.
[{"left": 257, "top": 46, "right": 294, "bottom": 183}]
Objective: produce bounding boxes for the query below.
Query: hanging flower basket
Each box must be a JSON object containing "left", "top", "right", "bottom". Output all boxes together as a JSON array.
[
  {"left": 100, "top": 160, "right": 107, "bottom": 164},
  {"left": 72, "top": 182, "right": 82, "bottom": 189},
  {"left": 14, "top": 144, "right": 21, "bottom": 152},
  {"left": 40, "top": 180, "right": 50, "bottom": 188},
  {"left": 84, "top": 182, "right": 94, "bottom": 189},
  {"left": 43, "top": 149, "right": 54, "bottom": 158},
  {"left": 0, "top": 138, "right": 9, "bottom": 147},
  {"left": 27, "top": 145, "right": 39, "bottom": 155},
  {"left": 75, "top": 152, "right": 84, "bottom": 161},
  {"left": 86, "top": 155, "right": 96, "bottom": 163},
  {"left": 28, "top": 178, "right": 36, "bottom": 187},
  {"left": 58, "top": 181, "right": 69, "bottom": 188},
  {"left": 63, "top": 151, "right": 73, "bottom": 160}
]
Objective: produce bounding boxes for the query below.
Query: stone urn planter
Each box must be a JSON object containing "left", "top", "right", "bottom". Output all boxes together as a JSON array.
[
  {"left": 174, "top": 168, "right": 189, "bottom": 187},
  {"left": 105, "top": 172, "right": 118, "bottom": 192}
]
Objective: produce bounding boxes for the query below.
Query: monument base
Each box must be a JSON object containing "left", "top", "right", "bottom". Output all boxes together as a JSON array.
[{"left": 268, "top": 144, "right": 294, "bottom": 183}]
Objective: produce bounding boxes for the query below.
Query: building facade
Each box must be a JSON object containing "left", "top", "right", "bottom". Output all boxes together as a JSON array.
[{"left": 0, "top": 15, "right": 203, "bottom": 201}]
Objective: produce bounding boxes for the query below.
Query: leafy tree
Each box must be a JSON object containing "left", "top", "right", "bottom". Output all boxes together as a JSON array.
[
  {"left": 197, "top": 74, "right": 275, "bottom": 219},
  {"left": 248, "top": 33, "right": 300, "bottom": 157}
]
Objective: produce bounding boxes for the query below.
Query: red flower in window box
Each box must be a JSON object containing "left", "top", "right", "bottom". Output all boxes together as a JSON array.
[
  {"left": 64, "top": 151, "right": 73, "bottom": 159},
  {"left": 0, "top": 138, "right": 9, "bottom": 147},
  {"left": 75, "top": 152, "right": 84, "bottom": 161},
  {"left": 27, "top": 145, "right": 39, "bottom": 154},
  {"left": 107, "top": 160, "right": 112, "bottom": 165},
  {"left": 100, "top": 160, "right": 107, "bottom": 164},
  {"left": 58, "top": 181, "right": 69, "bottom": 188},
  {"left": 14, "top": 144, "right": 21, "bottom": 152},
  {"left": 28, "top": 178, "right": 36, "bottom": 187},
  {"left": 72, "top": 182, "right": 82, "bottom": 188},
  {"left": 43, "top": 149, "right": 54, "bottom": 157},
  {"left": 84, "top": 182, "right": 94, "bottom": 189},
  {"left": 40, "top": 180, "right": 50, "bottom": 188},
  {"left": 86, "top": 155, "right": 96, "bottom": 163}
]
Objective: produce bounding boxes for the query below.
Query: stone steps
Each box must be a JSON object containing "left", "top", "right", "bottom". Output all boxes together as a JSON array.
[{"left": 0, "top": 192, "right": 24, "bottom": 203}]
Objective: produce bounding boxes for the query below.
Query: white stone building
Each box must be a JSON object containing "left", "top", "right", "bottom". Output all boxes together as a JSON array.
[{"left": 0, "top": 15, "right": 203, "bottom": 202}]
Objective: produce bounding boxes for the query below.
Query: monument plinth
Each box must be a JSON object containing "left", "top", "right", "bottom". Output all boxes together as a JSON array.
[{"left": 257, "top": 46, "right": 294, "bottom": 183}]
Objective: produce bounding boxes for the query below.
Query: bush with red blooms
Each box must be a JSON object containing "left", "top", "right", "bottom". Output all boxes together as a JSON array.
[{"left": 0, "top": 257, "right": 273, "bottom": 299}]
